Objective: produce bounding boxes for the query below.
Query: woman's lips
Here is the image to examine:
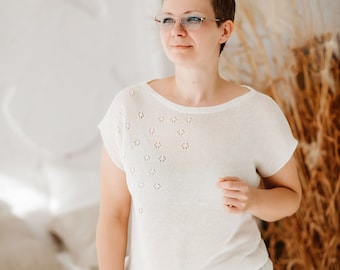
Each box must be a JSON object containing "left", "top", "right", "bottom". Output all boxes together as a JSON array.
[{"left": 171, "top": 44, "right": 192, "bottom": 49}]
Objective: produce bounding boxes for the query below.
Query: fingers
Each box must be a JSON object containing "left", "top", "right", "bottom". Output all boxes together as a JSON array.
[
  {"left": 222, "top": 189, "right": 247, "bottom": 201},
  {"left": 217, "top": 177, "right": 247, "bottom": 192},
  {"left": 223, "top": 197, "right": 246, "bottom": 212},
  {"left": 216, "top": 177, "right": 250, "bottom": 213},
  {"left": 218, "top": 176, "right": 239, "bottom": 184}
]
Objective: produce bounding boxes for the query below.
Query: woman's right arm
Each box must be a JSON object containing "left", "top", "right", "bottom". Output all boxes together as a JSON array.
[{"left": 96, "top": 147, "right": 131, "bottom": 270}]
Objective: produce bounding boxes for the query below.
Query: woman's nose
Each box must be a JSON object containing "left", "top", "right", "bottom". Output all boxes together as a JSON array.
[{"left": 171, "top": 19, "right": 187, "bottom": 36}]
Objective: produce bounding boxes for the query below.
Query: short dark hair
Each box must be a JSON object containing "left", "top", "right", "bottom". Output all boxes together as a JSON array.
[{"left": 212, "top": 0, "right": 236, "bottom": 53}]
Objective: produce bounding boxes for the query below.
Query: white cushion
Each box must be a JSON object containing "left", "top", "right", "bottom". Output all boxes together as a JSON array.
[
  {"left": 0, "top": 204, "right": 63, "bottom": 270},
  {"left": 49, "top": 204, "right": 99, "bottom": 269}
]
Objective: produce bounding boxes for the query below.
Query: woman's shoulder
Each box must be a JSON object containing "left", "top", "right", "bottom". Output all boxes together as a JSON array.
[
  {"left": 110, "top": 81, "right": 150, "bottom": 103},
  {"left": 240, "top": 85, "right": 278, "bottom": 105},
  {"left": 102, "top": 82, "right": 150, "bottom": 116},
  {"left": 117, "top": 81, "right": 149, "bottom": 96}
]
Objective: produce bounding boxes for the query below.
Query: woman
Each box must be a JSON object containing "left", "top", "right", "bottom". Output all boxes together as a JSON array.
[{"left": 96, "top": 0, "right": 302, "bottom": 269}]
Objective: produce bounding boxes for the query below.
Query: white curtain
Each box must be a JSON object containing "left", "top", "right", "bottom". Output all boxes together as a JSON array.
[
  {"left": 0, "top": 0, "right": 171, "bottom": 215},
  {"left": 0, "top": 0, "right": 171, "bottom": 159}
]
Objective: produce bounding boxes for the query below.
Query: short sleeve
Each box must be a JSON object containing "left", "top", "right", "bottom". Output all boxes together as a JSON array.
[
  {"left": 97, "top": 95, "right": 124, "bottom": 170},
  {"left": 253, "top": 94, "right": 298, "bottom": 177}
]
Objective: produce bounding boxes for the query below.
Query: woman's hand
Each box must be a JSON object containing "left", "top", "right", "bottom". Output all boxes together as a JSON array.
[
  {"left": 216, "top": 177, "right": 257, "bottom": 214},
  {"left": 216, "top": 157, "right": 302, "bottom": 221}
]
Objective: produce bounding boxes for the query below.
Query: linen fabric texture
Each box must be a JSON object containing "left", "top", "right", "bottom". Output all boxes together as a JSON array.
[{"left": 98, "top": 82, "right": 297, "bottom": 270}]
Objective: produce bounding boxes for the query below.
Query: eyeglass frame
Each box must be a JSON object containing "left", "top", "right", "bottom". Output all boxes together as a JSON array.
[{"left": 154, "top": 13, "right": 222, "bottom": 31}]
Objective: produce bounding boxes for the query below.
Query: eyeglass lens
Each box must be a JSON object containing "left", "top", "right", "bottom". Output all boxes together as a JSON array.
[{"left": 155, "top": 15, "right": 204, "bottom": 30}]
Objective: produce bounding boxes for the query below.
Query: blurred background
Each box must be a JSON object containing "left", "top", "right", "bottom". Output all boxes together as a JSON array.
[{"left": 0, "top": 0, "right": 339, "bottom": 269}]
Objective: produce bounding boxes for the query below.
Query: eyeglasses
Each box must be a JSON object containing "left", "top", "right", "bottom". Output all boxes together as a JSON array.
[{"left": 154, "top": 14, "right": 221, "bottom": 31}]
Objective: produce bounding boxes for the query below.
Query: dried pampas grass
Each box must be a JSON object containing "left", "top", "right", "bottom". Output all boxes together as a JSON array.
[
  {"left": 263, "top": 32, "right": 340, "bottom": 270},
  {"left": 220, "top": 0, "right": 340, "bottom": 269}
]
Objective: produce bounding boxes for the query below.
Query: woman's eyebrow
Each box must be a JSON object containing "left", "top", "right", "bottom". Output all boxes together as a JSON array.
[{"left": 161, "top": 10, "right": 203, "bottom": 15}]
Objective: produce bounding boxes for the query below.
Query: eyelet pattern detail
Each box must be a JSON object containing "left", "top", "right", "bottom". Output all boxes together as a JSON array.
[
  {"left": 134, "top": 139, "right": 141, "bottom": 146},
  {"left": 148, "top": 169, "right": 157, "bottom": 176},
  {"left": 177, "top": 129, "right": 185, "bottom": 136},
  {"left": 129, "top": 89, "right": 136, "bottom": 96},
  {"left": 149, "top": 128, "right": 156, "bottom": 135},
  {"left": 171, "top": 116, "right": 177, "bottom": 123},
  {"left": 154, "top": 142, "right": 162, "bottom": 149},
  {"left": 138, "top": 112, "right": 145, "bottom": 119},
  {"left": 185, "top": 116, "right": 193, "bottom": 124},
  {"left": 158, "top": 155, "right": 167, "bottom": 163},
  {"left": 138, "top": 182, "right": 145, "bottom": 189},
  {"left": 125, "top": 122, "right": 131, "bottom": 130},
  {"left": 158, "top": 116, "right": 165, "bottom": 123},
  {"left": 153, "top": 183, "right": 162, "bottom": 190},
  {"left": 181, "top": 142, "right": 190, "bottom": 150},
  {"left": 120, "top": 90, "right": 198, "bottom": 215}
]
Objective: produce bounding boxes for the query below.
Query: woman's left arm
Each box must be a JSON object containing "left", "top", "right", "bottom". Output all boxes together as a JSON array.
[{"left": 217, "top": 156, "right": 302, "bottom": 222}]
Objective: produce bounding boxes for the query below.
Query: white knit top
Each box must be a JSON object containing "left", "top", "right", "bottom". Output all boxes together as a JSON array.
[{"left": 98, "top": 82, "right": 297, "bottom": 270}]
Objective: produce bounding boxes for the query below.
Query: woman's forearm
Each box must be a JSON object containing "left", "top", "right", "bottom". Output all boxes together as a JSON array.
[
  {"left": 96, "top": 217, "right": 128, "bottom": 270},
  {"left": 249, "top": 186, "right": 301, "bottom": 222}
]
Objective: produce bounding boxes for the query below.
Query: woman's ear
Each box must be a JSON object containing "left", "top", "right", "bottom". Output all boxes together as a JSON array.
[{"left": 219, "top": 20, "right": 234, "bottom": 44}]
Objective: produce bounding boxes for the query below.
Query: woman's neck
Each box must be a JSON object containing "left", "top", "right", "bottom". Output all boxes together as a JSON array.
[{"left": 171, "top": 66, "right": 226, "bottom": 107}]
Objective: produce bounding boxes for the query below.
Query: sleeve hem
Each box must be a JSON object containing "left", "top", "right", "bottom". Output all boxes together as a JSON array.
[{"left": 261, "top": 139, "right": 298, "bottom": 178}]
